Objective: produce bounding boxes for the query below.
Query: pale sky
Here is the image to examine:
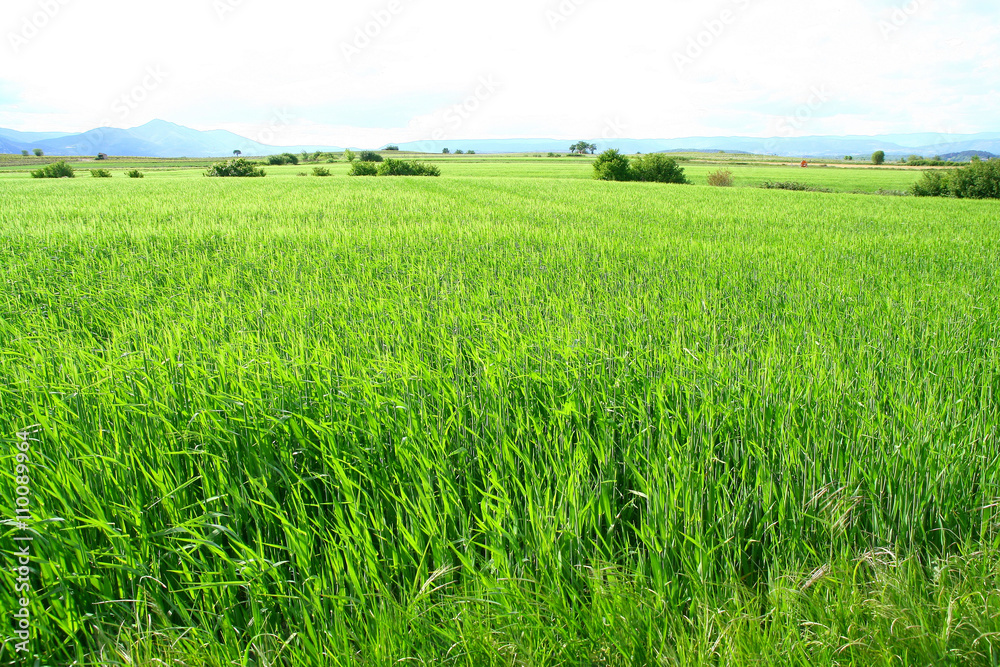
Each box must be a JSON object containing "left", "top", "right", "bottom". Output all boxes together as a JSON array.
[{"left": 1, "top": 0, "right": 997, "bottom": 146}]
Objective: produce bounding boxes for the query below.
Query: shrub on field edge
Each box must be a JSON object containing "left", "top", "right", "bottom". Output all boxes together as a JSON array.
[
  {"left": 376, "top": 159, "right": 440, "bottom": 177},
  {"left": 126, "top": 169, "right": 145, "bottom": 179},
  {"left": 265, "top": 153, "right": 300, "bottom": 166},
  {"left": 30, "top": 161, "right": 74, "bottom": 178},
  {"left": 707, "top": 169, "right": 734, "bottom": 187},
  {"left": 205, "top": 158, "right": 265, "bottom": 178},
  {"left": 593, "top": 149, "right": 632, "bottom": 181},
  {"left": 631, "top": 153, "right": 689, "bottom": 184},
  {"left": 312, "top": 167, "right": 331, "bottom": 177},
  {"left": 349, "top": 161, "right": 378, "bottom": 176},
  {"left": 592, "top": 150, "right": 688, "bottom": 184},
  {"left": 912, "top": 159, "right": 1000, "bottom": 199},
  {"left": 349, "top": 159, "right": 440, "bottom": 177},
  {"left": 90, "top": 169, "right": 112, "bottom": 178},
  {"left": 760, "top": 181, "right": 832, "bottom": 193},
  {"left": 357, "top": 150, "right": 384, "bottom": 163}
]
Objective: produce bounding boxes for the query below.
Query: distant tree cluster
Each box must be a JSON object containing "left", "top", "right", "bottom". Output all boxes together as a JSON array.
[
  {"left": 266, "top": 153, "right": 300, "bottom": 165},
  {"left": 912, "top": 158, "right": 1000, "bottom": 199},
  {"left": 571, "top": 141, "right": 597, "bottom": 154},
  {"left": 592, "top": 150, "right": 689, "bottom": 184},
  {"left": 205, "top": 158, "right": 265, "bottom": 178}
]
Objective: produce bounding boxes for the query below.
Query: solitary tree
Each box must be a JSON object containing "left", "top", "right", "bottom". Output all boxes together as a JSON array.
[
  {"left": 21, "top": 150, "right": 28, "bottom": 156},
  {"left": 233, "top": 150, "right": 242, "bottom": 157},
  {"left": 442, "top": 148, "right": 450, "bottom": 154},
  {"left": 344, "top": 149, "right": 356, "bottom": 162},
  {"left": 872, "top": 150, "right": 885, "bottom": 165},
  {"left": 32, "top": 148, "right": 43, "bottom": 157}
]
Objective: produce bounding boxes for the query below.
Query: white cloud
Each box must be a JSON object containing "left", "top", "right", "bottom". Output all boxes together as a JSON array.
[{"left": 0, "top": 0, "right": 996, "bottom": 144}]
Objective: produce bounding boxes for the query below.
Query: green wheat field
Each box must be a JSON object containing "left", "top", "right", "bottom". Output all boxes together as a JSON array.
[{"left": 1, "top": 160, "right": 999, "bottom": 665}]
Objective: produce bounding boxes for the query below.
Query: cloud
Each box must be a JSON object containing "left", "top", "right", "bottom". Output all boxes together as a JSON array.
[{"left": 0, "top": 0, "right": 996, "bottom": 143}]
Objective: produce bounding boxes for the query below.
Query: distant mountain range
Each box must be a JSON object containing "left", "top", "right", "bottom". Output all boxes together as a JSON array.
[
  {"left": 1, "top": 119, "right": 998, "bottom": 159},
  {"left": 0, "top": 120, "right": 343, "bottom": 158}
]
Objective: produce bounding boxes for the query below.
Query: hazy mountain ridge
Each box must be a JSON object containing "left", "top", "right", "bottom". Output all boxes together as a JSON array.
[
  {"left": 1, "top": 120, "right": 998, "bottom": 158},
  {"left": 0, "top": 120, "right": 343, "bottom": 158}
]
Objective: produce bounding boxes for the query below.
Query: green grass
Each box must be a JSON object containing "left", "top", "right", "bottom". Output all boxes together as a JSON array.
[
  {"left": 0, "top": 153, "right": 930, "bottom": 194},
  {"left": 1, "top": 175, "right": 998, "bottom": 665}
]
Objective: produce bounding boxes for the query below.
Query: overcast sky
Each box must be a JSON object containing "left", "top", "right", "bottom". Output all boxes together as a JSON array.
[{"left": 1, "top": 0, "right": 997, "bottom": 146}]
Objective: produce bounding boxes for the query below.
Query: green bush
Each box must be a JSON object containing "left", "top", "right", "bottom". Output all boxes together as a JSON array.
[
  {"left": 349, "top": 161, "right": 378, "bottom": 176},
  {"left": 350, "top": 159, "right": 440, "bottom": 177},
  {"left": 344, "top": 149, "right": 356, "bottom": 162},
  {"left": 265, "top": 153, "right": 300, "bottom": 166},
  {"left": 592, "top": 149, "right": 632, "bottom": 181},
  {"left": 30, "top": 161, "right": 74, "bottom": 178},
  {"left": 312, "top": 167, "right": 331, "bottom": 177},
  {"left": 872, "top": 150, "right": 885, "bottom": 165},
  {"left": 89, "top": 169, "right": 112, "bottom": 178},
  {"left": 126, "top": 169, "right": 145, "bottom": 179},
  {"left": 913, "top": 159, "right": 1000, "bottom": 199},
  {"left": 911, "top": 171, "right": 950, "bottom": 197},
  {"left": 32, "top": 148, "right": 43, "bottom": 157},
  {"left": 204, "top": 158, "right": 265, "bottom": 178},
  {"left": 376, "top": 159, "right": 440, "bottom": 177},
  {"left": 945, "top": 159, "right": 1000, "bottom": 198},
  {"left": 357, "top": 151, "right": 384, "bottom": 163},
  {"left": 631, "top": 153, "right": 689, "bottom": 184},
  {"left": 21, "top": 150, "right": 29, "bottom": 157}
]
